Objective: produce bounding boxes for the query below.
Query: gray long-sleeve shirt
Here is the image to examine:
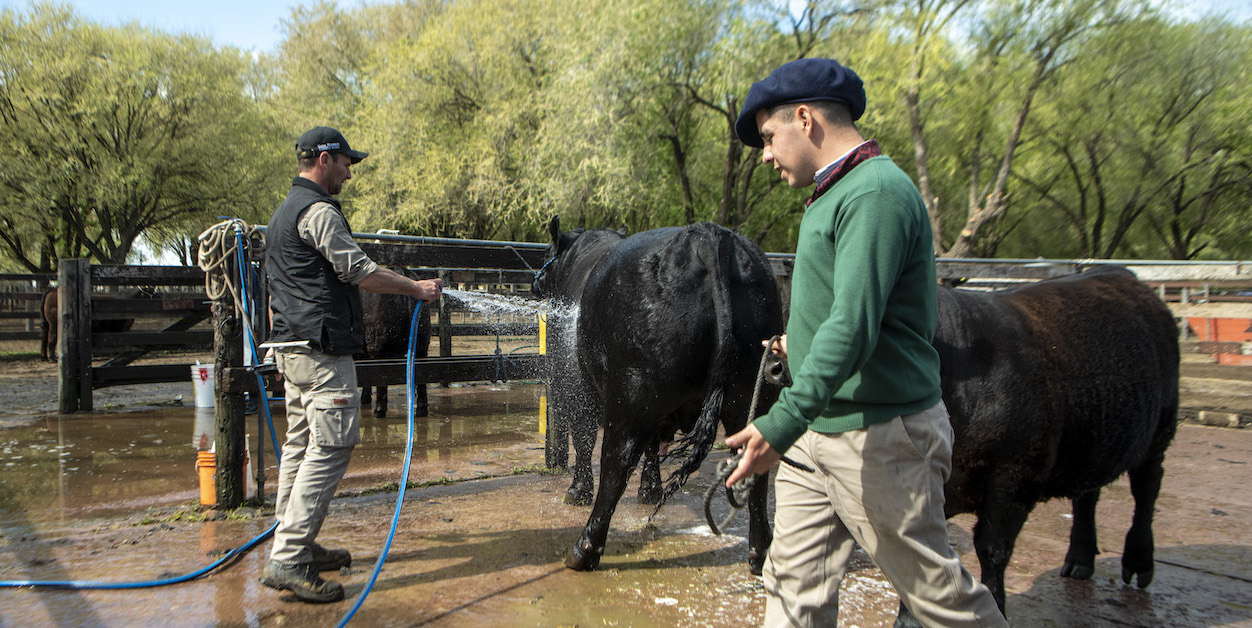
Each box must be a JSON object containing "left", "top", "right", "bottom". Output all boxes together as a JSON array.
[{"left": 299, "top": 202, "right": 379, "bottom": 285}]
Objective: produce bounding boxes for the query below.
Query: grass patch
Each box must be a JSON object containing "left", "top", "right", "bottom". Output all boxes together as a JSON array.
[
  {"left": 133, "top": 503, "right": 264, "bottom": 526},
  {"left": 138, "top": 509, "right": 209, "bottom": 525},
  {"left": 510, "top": 463, "right": 567, "bottom": 476},
  {"left": 0, "top": 351, "right": 41, "bottom": 361}
]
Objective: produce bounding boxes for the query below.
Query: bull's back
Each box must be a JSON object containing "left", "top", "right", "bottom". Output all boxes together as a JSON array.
[
  {"left": 938, "top": 267, "right": 1179, "bottom": 509},
  {"left": 578, "top": 224, "right": 781, "bottom": 392}
]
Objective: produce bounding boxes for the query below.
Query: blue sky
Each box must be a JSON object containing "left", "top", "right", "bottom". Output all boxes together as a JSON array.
[
  {"left": 0, "top": 0, "right": 1248, "bottom": 53},
  {"left": 0, "top": 0, "right": 369, "bottom": 53}
]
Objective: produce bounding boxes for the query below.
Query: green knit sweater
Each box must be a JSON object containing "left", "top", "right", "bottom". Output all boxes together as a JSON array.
[{"left": 755, "top": 155, "right": 942, "bottom": 454}]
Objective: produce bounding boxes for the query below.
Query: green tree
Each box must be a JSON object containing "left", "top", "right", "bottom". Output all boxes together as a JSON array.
[
  {"left": 888, "top": 0, "right": 1138, "bottom": 258},
  {"left": 339, "top": 0, "right": 556, "bottom": 240},
  {"left": 0, "top": 3, "right": 287, "bottom": 270},
  {"left": 1011, "top": 17, "right": 1252, "bottom": 259}
]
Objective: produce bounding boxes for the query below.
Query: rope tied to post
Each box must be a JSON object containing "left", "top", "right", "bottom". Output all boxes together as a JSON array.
[{"left": 197, "top": 219, "right": 265, "bottom": 305}]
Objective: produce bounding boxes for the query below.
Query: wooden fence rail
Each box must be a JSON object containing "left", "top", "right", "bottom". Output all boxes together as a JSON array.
[{"left": 35, "top": 233, "right": 1252, "bottom": 507}]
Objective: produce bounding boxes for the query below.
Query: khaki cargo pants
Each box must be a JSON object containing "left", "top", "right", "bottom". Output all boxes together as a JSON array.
[
  {"left": 270, "top": 347, "right": 361, "bottom": 566},
  {"left": 763, "top": 402, "right": 1007, "bottom": 628}
]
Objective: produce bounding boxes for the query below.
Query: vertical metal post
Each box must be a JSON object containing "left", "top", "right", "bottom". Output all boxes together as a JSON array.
[
  {"left": 543, "top": 312, "right": 569, "bottom": 470},
  {"left": 254, "top": 256, "right": 270, "bottom": 503}
]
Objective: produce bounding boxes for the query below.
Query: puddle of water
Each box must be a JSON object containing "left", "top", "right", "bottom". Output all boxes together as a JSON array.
[{"left": 0, "top": 383, "right": 542, "bottom": 531}]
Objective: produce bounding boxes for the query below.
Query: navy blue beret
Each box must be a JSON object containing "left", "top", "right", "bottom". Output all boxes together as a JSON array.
[{"left": 735, "top": 58, "right": 866, "bottom": 148}]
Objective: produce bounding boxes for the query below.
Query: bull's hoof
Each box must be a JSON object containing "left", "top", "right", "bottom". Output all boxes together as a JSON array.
[
  {"left": 1122, "top": 563, "right": 1154, "bottom": 588},
  {"left": 373, "top": 406, "right": 387, "bottom": 419},
  {"left": 748, "top": 549, "right": 766, "bottom": 576},
  {"left": 564, "top": 481, "right": 593, "bottom": 506},
  {"left": 637, "top": 485, "right": 663, "bottom": 505},
  {"left": 564, "top": 543, "right": 601, "bottom": 571},
  {"left": 415, "top": 403, "right": 429, "bottom": 418},
  {"left": 1060, "top": 561, "right": 1094, "bottom": 580}
]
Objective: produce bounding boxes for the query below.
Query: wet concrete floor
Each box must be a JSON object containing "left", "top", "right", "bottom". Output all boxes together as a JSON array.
[{"left": 0, "top": 379, "right": 1251, "bottom": 626}]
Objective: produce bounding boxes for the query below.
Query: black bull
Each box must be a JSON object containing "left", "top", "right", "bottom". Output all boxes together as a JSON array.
[
  {"left": 533, "top": 219, "right": 786, "bottom": 573},
  {"left": 358, "top": 269, "right": 432, "bottom": 419},
  {"left": 537, "top": 222, "right": 1179, "bottom": 615},
  {"left": 922, "top": 265, "right": 1179, "bottom": 618}
]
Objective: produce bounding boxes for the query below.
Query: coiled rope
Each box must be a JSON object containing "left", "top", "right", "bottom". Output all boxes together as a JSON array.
[
  {"left": 703, "top": 335, "right": 813, "bottom": 535},
  {"left": 197, "top": 218, "right": 265, "bottom": 304},
  {"left": 0, "top": 220, "right": 279, "bottom": 591}
]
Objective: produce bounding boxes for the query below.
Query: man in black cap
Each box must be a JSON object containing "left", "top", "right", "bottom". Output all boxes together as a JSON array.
[
  {"left": 260, "top": 126, "right": 444, "bottom": 603},
  {"left": 724, "top": 60, "right": 1006, "bottom": 626}
]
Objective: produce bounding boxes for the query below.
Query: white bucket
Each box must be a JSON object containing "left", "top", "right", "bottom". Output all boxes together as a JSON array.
[
  {"left": 244, "top": 434, "right": 256, "bottom": 499},
  {"left": 191, "top": 364, "right": 215, "bottom": 408},
  {"left": 192, "top": 407, "right": 214, "bottom": 449}
]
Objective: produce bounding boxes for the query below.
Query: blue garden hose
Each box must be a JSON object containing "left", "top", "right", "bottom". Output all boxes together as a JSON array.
[
  {"left": 0, "top": 521, "right": 278, "bottom": 589},
  {"left": 1, "top": 220, "right": 424, "bottom": 623},
  {"left": 334, "top": 300, "right": 425, "bottom": 627}
]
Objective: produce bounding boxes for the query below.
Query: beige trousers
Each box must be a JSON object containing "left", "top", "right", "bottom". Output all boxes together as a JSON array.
[
  {"left": 763, "top": 402, "right": 1006, "bottom": 628},
  {"left": 269, "top": 347, "right": 361, "bottom": 565}
]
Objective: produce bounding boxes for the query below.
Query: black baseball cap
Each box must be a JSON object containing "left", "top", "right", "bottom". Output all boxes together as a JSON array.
[
  {"left": 735, "top": 58, "right": 866, "bottom": 149},
  {"left": 295, "top": 126, "right": 369, "bottom": 164}
]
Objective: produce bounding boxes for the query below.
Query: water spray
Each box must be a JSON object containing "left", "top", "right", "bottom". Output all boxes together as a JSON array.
[{"left": 0, "top": 234, "right": 550, "bottom": 618}]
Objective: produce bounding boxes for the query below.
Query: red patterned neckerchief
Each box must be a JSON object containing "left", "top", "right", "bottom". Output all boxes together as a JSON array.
[{"left": 807, "top": 139, "right": 882, "bottom": 207}]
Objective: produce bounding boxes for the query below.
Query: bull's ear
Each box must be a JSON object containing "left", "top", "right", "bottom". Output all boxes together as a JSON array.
[
  {"left": 617, "top": 225, "right": 629, "bottom": 237},
  {"left": 547, "top": 216, "right": 561, "bottom": 242}
]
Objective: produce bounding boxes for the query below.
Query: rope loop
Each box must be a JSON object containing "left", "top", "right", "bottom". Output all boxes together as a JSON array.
[{"left": 197, "top": 218, "right": 265, "bottom": 304}]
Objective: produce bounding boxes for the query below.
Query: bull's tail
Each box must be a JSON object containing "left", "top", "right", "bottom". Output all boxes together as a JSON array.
[{"left": 655, "top": 225, "right": 737, "bottom": 511}]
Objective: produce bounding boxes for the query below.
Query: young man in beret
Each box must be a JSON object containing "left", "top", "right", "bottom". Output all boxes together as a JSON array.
[
  {"left": 724, "top": 59, "right": 1007, "bottom": 626},
  {"left": 260, "top": 126, "right": 443, "bottom": 603}
]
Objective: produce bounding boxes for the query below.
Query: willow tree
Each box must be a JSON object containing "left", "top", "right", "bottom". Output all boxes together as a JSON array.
[
  {"left": 880, "top": 0, "right": 1140, "bottom": 258},
  {"left": 0, "top": 3, "right": 286, "bottom": 270},
  {"left": 523, "top": 0, "right": 878, "bottom": 244},
  {"left": 338, "top": 0, "right": 560, "bottom": 240},
  {"left": 1006, "top": 16, "right": 1252, "bottom": 259}
]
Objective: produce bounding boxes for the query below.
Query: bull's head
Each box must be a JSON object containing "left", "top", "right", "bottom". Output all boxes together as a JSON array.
[
  {"left": 531, "top": 216, "right": 571, "bottom": 298},
  {"left": 531, "top": 216, "right": 628, "bottom": 300}
]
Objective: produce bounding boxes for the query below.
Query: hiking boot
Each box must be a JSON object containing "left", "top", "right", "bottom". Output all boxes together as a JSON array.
[
  {"left": 310, "top": 543, "right": 352, "bottom": 572},
  {"left": 259, "top": 560, "right": 344, "bottom": 603}
]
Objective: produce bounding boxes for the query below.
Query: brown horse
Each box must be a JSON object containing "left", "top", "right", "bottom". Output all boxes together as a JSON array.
[{"left": 40, "top": 288, "right": 144, "bottom": 361}]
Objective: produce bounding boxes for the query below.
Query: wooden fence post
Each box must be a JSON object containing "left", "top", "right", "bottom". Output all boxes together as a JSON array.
[
  {"left": 57, "top": 259, "right": 92, "bottom": 413},
  {"left": 212, "top": 292, "right": 247, "bottom": 508},
  {"left": 438, "top": 269, "right": 453, "bottom": 387}
]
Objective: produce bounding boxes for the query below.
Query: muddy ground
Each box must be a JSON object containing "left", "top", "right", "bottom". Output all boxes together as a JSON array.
[{"left": 0, "top": 352, "right": 1250, "bottom": 627}]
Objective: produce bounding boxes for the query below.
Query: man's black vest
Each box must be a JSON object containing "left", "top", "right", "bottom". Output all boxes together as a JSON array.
[{"left": 266, "top": 177, "right": 364, "bottom": 355}]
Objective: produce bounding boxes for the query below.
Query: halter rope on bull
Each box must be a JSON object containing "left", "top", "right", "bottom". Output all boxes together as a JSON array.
[{"left": 703, "top": 335, "right": 814, "bottom": 535}]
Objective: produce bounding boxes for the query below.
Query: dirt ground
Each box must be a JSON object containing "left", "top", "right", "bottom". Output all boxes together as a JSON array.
[{"left": 0, "top": 350, "right": 1250, "bottom": 626}]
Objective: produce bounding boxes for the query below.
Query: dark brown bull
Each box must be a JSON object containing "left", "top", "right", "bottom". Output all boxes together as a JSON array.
[
  {"left": 358, "top": 269, "right": 432, "bottom": 418},
  {"left": 896, "top": 266, "right": 1179, "bottom": 626}
]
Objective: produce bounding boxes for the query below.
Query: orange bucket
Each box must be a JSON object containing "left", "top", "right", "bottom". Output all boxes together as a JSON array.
[{"left": 196, "top": 451, "right": 217, "bottom": 506}]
